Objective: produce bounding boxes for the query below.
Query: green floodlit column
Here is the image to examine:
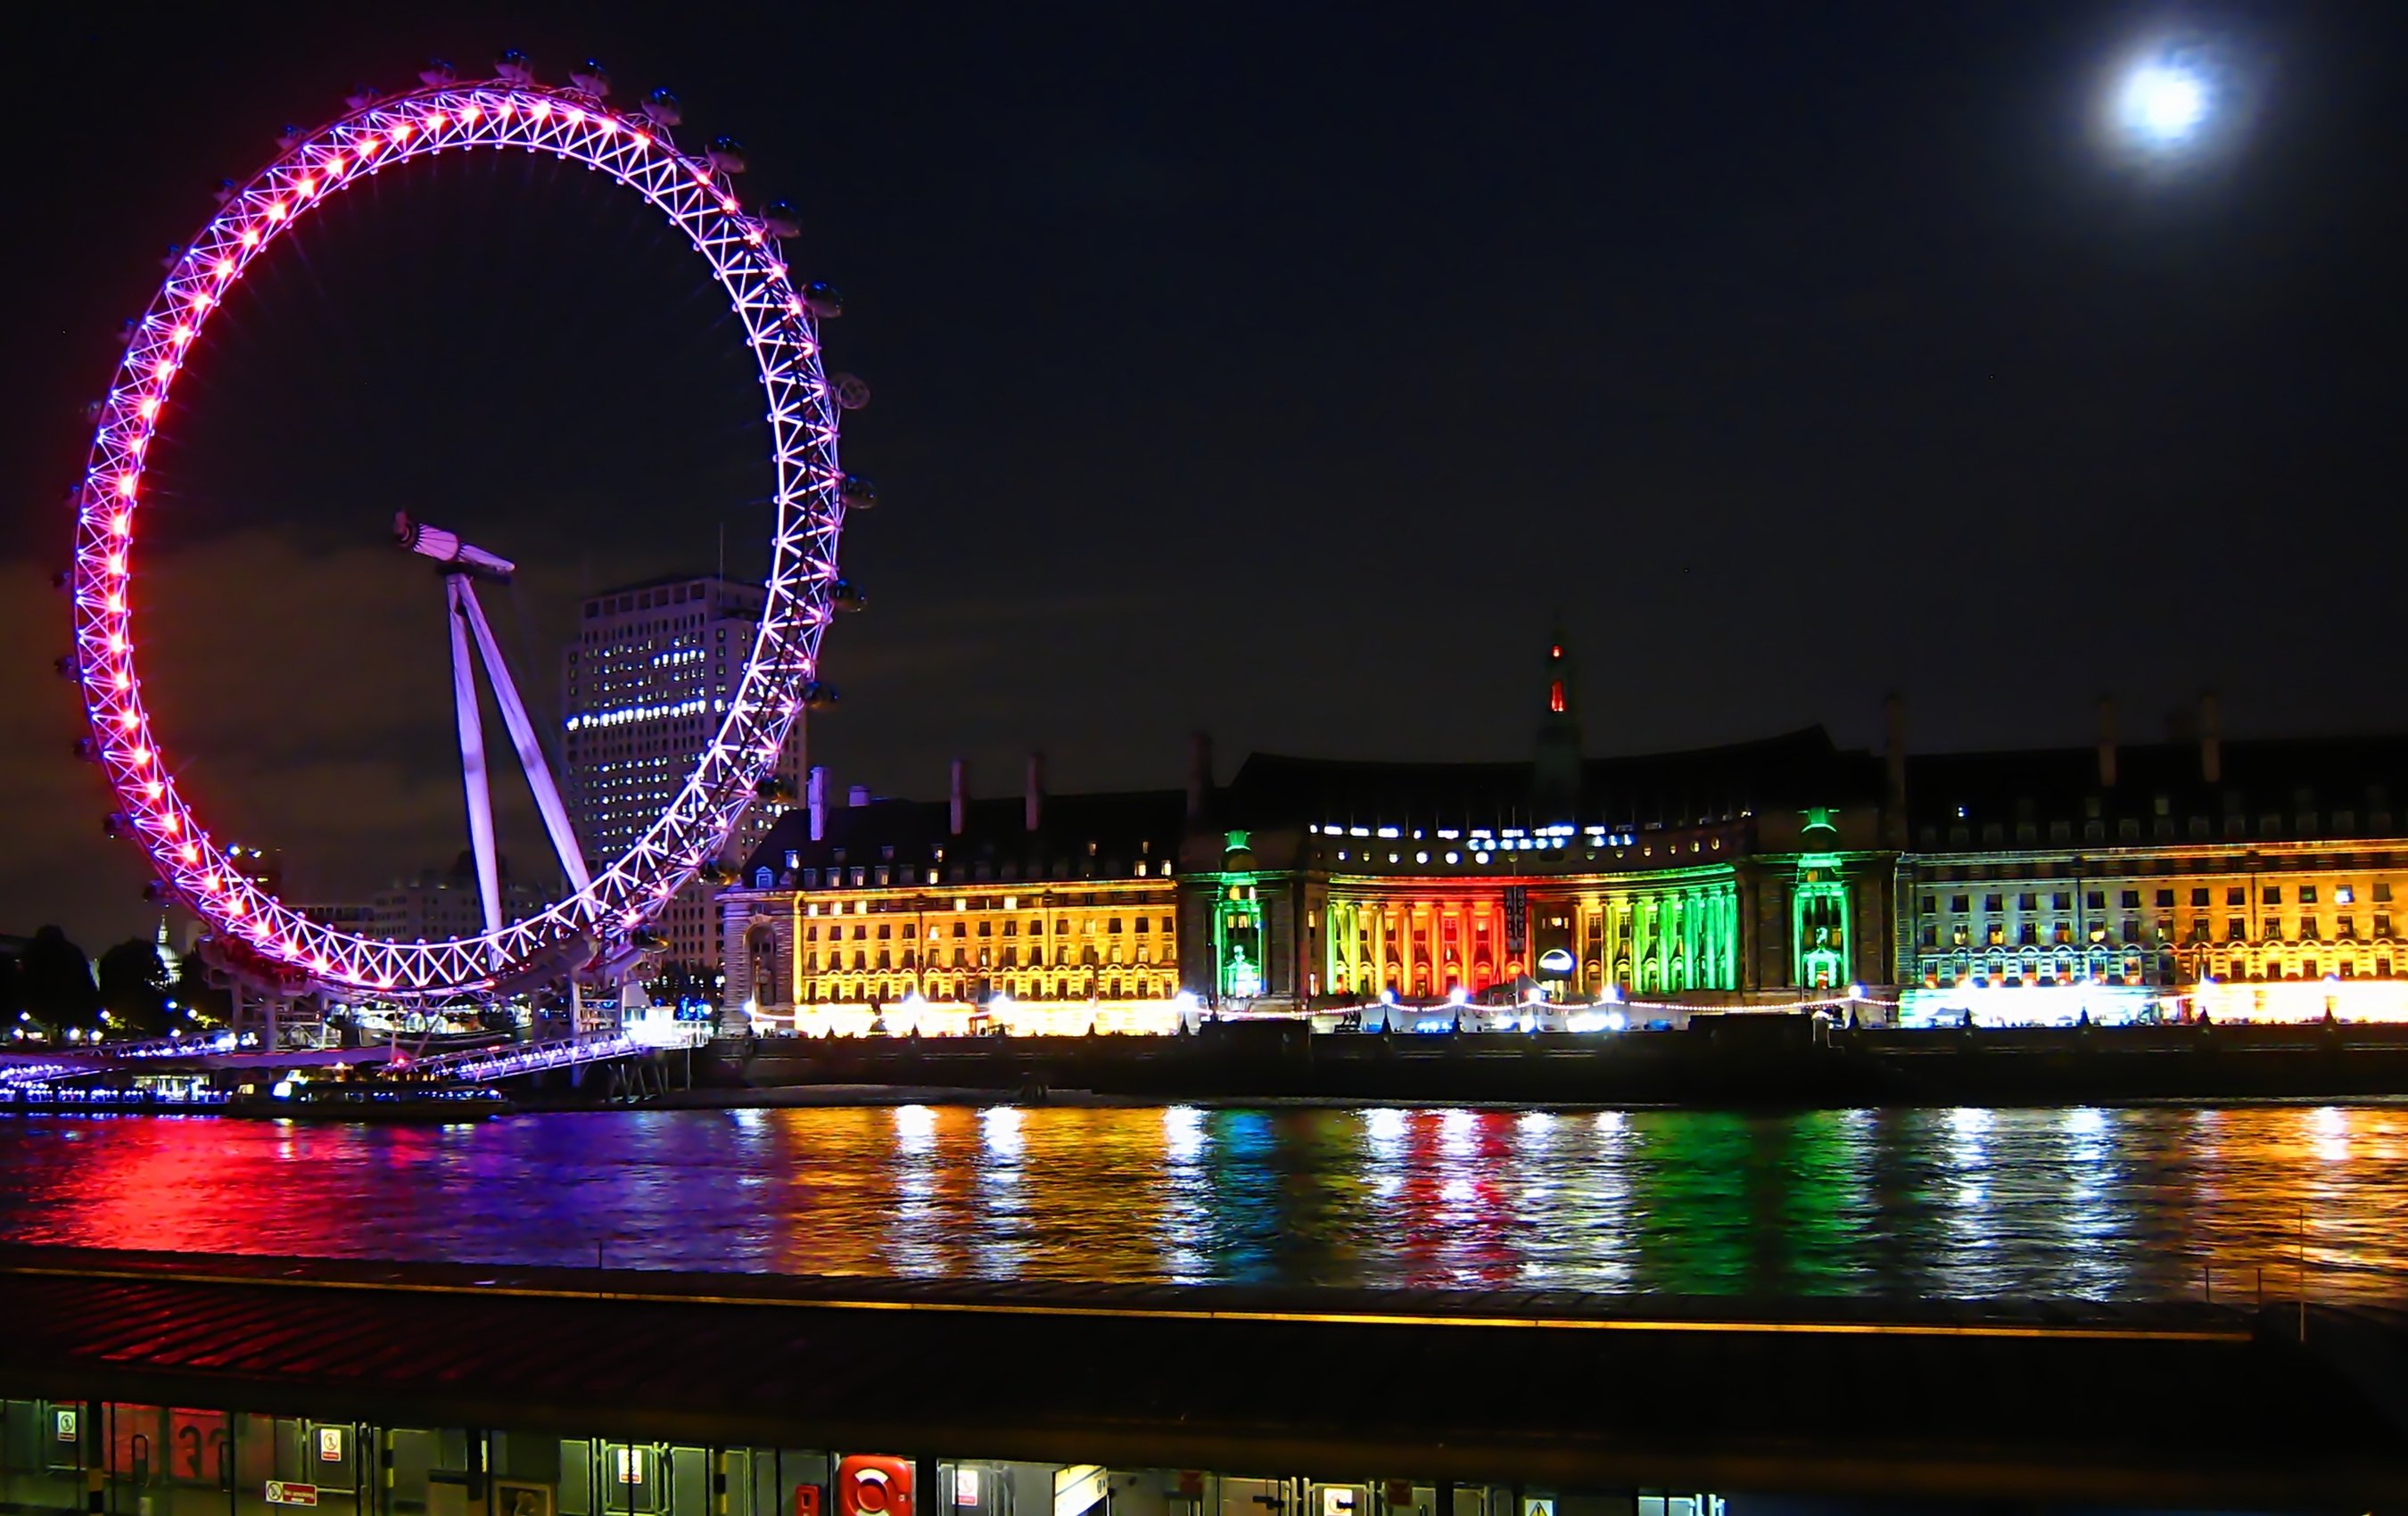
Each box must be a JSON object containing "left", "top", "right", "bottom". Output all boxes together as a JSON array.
[
  {"left": 1714, "top": 886, "right": 1734, "bottom": 991},
  {"left": 1650, "top": 894, "right": 1666, "bottom": 992},
  {"left": 1678, "top": 889, "right": 1693, "bottom": 988},
  {"left": 1688, "top": 886, "right": 1705, "bottom": 989},
  {"left": 1791, "top": 872, "right": 1808, "bottom": 986},
  {"left": 1841, "top": 866, "right": 1857, "bottom": 985},
  {"left": 1636, "top": 897, "right": 1651, "bottom": 992},
  {"left": 1210, "top": 880, "right": 1229, "bottom": 997},
  {"left": 1704, "top": 886, "right": 1724, "bottom": 991}
]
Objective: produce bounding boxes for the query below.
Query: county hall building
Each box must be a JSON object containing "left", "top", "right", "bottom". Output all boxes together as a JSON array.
[{"left": 715, "top": 639, "right": 2408, "bottom": 1029}]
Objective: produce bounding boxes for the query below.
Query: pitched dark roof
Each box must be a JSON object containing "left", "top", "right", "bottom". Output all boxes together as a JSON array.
[
  {"left": 1905, "top": 733, "right": 2408, "bottom": 828},
  {"left": 739, "top": 789, "right": 1186, "bottom": 878},
  {"left": 1223, "top": 727, "right": 1880, "bottom": 831}
]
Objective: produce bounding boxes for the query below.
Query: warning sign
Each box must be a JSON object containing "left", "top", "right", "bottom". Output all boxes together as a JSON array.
[{"left": 266, "top": 1483, "right": 321, "bottom": 1506}]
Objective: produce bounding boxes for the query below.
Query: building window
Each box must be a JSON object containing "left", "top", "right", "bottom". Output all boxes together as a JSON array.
[
  {"left": 2264, "top": 886, "right": 2283, "bottom": 905},
  {"left": 2301, "top": 886, "right": 2321, "bottom": 905},
  {"left": 2227, "top": 887, "right": 2246, "bottom": 906}
]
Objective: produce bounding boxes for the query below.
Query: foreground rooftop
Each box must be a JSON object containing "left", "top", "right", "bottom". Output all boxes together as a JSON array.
[{"left": 0, "top": 1247, "right": 2402, "bottom": 1504}]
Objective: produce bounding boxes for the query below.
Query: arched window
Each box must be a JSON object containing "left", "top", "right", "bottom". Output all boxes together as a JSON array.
[{"left": 754, "top": 868, "right": 773, "bottom": 889}]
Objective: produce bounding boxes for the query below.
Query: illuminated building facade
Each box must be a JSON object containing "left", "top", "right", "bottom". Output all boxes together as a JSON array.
[
  {"left": 563, "top": 575, "right": 804, "bottom": 980},
  {"left": 712, "top": 633, "right": 2408, "bottom": 1031},
  {"left": 1181, "top": 752, "right": 1895, "bottom": 1010},
  {"left": 1898, "top": 702, "right": 2408, "bottom": 1025},
  {"left": 1176, "top": 639, "right": 1901, "bottom": 1010},
  {"left": 718, "top": 758, "right": 1187, "bottom": 1033}
]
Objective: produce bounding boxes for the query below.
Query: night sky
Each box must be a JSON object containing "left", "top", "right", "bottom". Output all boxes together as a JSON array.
[{"left": 5, "top": 3, "right": 2405, "bottom": 947}]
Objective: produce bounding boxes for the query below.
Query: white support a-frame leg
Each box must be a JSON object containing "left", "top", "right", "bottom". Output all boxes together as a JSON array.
[
  {"left": 457, "top": 580, "right": 593, "bottom": 894},
  {"left": 446, "top": 574, "right": 506, "bottom": 950}
]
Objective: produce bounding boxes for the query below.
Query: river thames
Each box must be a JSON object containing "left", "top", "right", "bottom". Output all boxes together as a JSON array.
[{"left": 3, "top": 1102, "right": 2405, "bottom": 1301}]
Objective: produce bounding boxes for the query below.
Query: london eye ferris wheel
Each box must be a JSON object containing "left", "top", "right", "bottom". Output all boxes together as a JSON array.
[{"left": 65, "top": 53, "right": 870, "bottom": 1007}]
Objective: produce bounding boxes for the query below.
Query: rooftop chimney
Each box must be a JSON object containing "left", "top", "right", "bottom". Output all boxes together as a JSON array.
[
  {"left": 1186, "top": 731, "right": 1213, "bottom": 818},
  {"left": 1882, "top": 693, "right": 1907, "bottom": 846},
  {"left": 2097, "top": 695, "right": 2118, "bottom": 787},
  {"left": 2201, "top": 691, "right": 2222, "bottom": 784},
  {"left": 806, "top": 765, "right": 829, "bottom": 842},
  {"left": 1025, "top": 751, "right": 1046, "bottom": 832},
  {"left": 848, "top": 784, "right": 873, "bottom": 808},
  {"left": 949, "top": 757, "right": 970, "bottom": 836}
]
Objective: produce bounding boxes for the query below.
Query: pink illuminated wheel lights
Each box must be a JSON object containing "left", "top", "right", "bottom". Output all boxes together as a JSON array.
[{"left": 68, "top": 75, "right": 849, "bottom": 1003}]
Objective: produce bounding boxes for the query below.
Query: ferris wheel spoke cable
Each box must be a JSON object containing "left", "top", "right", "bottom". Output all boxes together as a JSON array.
[{"left": 67, "top": 62, "right": 867, "bottom": 1005}]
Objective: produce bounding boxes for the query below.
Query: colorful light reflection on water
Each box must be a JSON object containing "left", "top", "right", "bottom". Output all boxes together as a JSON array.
[{"left": 3, "top": 1103, "right": 2406, "bottom": 1301}]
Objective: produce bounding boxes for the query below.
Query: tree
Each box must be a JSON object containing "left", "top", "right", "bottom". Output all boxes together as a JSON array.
[
  {"left": 169, "top": 953, "right": 231, "bottom": 1030},
  {"left": 96, "top": 937, "right": 172, "bottom": 1039},
  {"left": 19, "top": 926, "right": 101, "bottom": 1037}
]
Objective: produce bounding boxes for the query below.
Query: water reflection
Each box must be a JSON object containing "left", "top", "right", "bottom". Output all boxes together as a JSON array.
[{"left": 4, "top": 1104, "right": 2408, "bottom": 1300}]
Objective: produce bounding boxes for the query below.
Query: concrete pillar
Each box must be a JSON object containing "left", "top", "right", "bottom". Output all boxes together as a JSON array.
[
  {"left": 949, "top": 757, "right": 969, "bottom": 836},
  {"left": 1026, "top": 751, "right": 1045, "bottom": 831},
  {"left": 806, "top": 766, "right": 829, "bottom": 842}
]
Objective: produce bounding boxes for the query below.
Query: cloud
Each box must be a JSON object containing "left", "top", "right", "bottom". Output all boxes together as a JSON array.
[
  {"left": 0, "top": 530, "right": 589, "bottom": 942},
  {"left": 0, "top": 557, "right": 155, "bottom": 946}
]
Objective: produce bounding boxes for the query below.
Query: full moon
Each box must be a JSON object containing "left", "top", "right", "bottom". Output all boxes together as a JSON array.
[{"left": 2118, "top": 61, "right": 2211, "bottom": 147}]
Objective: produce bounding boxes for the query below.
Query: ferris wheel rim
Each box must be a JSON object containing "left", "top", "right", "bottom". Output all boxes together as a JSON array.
[{"left": 68, "top": 77, "right": 844, "bottom": 1004}]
